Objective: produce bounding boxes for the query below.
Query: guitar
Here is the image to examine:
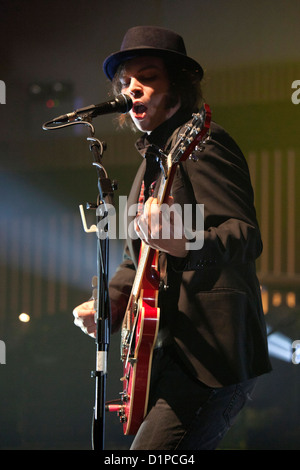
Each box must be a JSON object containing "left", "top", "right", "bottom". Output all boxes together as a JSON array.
[{"left": 107, "top": 104, "right": 211, "bottom": 435}]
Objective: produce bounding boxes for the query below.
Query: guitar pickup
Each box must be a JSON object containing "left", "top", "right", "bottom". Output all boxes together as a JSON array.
[{"left": 133, "top": 301, "right": 138, "bottom": 316}]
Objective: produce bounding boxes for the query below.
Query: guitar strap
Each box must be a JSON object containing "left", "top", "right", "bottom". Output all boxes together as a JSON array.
[
  {"left": 144, "top": 151, "right": 161, "bottom": 201},
  {"left": 136, "top": 119, "right": 194, "bottom": 299}
]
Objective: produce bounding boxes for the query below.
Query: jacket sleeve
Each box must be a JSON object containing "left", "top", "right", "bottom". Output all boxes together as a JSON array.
[{"left": 169, "top": 122, "right": 263, "bottom": 271}]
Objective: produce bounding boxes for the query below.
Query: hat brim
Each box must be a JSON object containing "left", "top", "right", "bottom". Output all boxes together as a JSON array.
[{"left": 103, "top": 47, "right": 203, "bottom": 81}]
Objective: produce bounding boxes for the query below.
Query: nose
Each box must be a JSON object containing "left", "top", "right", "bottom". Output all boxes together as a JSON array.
[{"left": 128, "top": 78, "right": 143, "bottom": 99}]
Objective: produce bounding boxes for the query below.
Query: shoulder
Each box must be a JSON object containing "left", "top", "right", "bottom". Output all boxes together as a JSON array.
[
  {"left": 176, "top": 114, "right": 244, "bottom": 160},
  {"left": 179, "top": 119, "right": 252, "bottom": 188},
  {"left": 209, "top": 121, "right": 244, "bottom": 156}
]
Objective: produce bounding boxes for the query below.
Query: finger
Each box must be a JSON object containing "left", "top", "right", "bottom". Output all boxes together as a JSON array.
[
  {"left": 73, "top": 301, "right": 95, "bottom": 319},
  {"left": 74, "top": 320, "right": 96, "bottom": 338},
  {"left": 144, "top": 196, "right": 154, "bottom": 207},
  {"left": 135, "top": 214, "right": 148, "bottom": 241},
  {"left": 74, "top": 314, "right": 96, "bottom": 337},
  {"left": 146, "top": 198, "right": 160, "bottom": 238},
  {"left": 84, "top": 324, "right": 97, "bottom": 337},
  {"left": 134, "top": 217, "right": 140, "bottom": 232},
  {"left": 166, "top": 195, "right": 174, "bottom": 206},
  {"left": 144, "top": 197, "right": 158, "bottom": 216},
  {"left": 73, "top": 306, "right": 81, "bottom": 319}
]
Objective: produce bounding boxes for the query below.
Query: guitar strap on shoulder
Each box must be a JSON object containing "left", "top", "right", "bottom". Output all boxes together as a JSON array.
[{"left": 144, "top": 149, "right": 161, "bottom": 201}]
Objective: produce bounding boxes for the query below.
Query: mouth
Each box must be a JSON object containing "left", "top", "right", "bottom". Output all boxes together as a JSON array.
[{"left": 132, "top": 102, "right": 147, "bottom": 119}]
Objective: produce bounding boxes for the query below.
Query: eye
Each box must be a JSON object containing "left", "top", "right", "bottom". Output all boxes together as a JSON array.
[
  {"left": 140, "top": 74, "right": 157, "bottom": 83},
  {"left": 120, "top": 80, "right": 130, "bottom": 89}
]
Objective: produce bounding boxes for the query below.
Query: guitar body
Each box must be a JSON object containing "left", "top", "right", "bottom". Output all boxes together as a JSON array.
[
  {"left": 107, "top": 104, "right": 212, "bottom": 435},
  {"left": 121, "top": 248, "right": 160, "bottom": 435}
]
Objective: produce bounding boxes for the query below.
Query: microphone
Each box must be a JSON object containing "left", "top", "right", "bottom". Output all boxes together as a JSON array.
[{"left": 50, "top": 94, "right": 132, "bottom": 123}]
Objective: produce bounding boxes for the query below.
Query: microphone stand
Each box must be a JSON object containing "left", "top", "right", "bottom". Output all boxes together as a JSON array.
[
  {"left": 90, "top": 141, "right": 114, "bottom": 452},
  {"left": 42, "top": 115, "right": 116, "bottom": 451},
  {"left": 85, "top": 122, "right": 115, "bottom": 451}
]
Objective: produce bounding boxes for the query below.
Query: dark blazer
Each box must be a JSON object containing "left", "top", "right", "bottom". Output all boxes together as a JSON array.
[{"left": 109, "top": 119, "right": 272, "bottom": 387}]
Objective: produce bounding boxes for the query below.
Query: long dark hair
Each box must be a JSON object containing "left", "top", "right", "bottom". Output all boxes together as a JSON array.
[{"left": 111, "top": 56, "right": 203, "bottom": 131}]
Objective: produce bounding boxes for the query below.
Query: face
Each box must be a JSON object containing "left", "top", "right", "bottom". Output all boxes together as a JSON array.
[{"left": 119, "top": 56, "right": 181, "bottom": 133}]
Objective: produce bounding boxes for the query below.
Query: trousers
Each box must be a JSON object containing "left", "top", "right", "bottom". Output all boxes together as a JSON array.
[{"left": 130, "top": 345, "right": 257, "bottom": 450}]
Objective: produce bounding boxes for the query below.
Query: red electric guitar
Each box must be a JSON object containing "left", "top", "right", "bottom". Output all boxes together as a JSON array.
[{"left": 107, "top": 104, "right": 211, "bottom": 435}]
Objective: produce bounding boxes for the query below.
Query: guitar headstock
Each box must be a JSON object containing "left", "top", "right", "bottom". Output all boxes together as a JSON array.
[{"left": 172, "top": 103, "right": 211, "bottom": 164}]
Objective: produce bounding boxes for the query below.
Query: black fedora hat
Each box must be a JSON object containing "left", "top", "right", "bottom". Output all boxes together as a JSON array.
[{"left": 103, "top": 25, "right": 203, "bottom": 81}]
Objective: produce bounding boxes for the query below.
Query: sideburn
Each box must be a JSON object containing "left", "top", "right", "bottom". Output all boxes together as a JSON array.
[{"left": 164, "top": 87, "right": 179, "bottom": 110}]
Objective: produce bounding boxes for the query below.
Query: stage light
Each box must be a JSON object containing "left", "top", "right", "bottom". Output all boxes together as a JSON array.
[
  {"left": 46, "top": 98, "right": 61, "bottom": 109},
  {"left": 29, "top": 83, "right": 42, "bottom": 95},
  {"left": 28, "top": 81, "right": 74, "bottom": 101},
  {"left": 19, "top": 313, "right": 30, "bottom": 323},
  {"left": 272, "top": 292, "right": 282, "bottom": 307},
  {"left": 52, "top": 82, "right": 63, "bottom": 92},
  {"left": 261, "top": 287, "right": 269, "bottom": 314},
  {"left": 46, "top": 99, "right": 55, "bottom": 109},
  {"left": 286, "top": 292, "right": 296, "bottom": 308},
  {"left": 267, "top": 327, "right": 293, "bottom": 363}
]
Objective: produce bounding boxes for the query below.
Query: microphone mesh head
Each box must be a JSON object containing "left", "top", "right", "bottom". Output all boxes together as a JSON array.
[{"left": 116, "top": 94, "right": 132, "bottom": 113}]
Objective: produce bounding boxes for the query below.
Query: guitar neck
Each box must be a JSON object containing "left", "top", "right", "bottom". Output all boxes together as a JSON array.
[
  {"left": 131, "top": 242, "right": 151, "bottom": 297},
  {"left": 131, "top": 163, "right": 174, "bottom": 293}
]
